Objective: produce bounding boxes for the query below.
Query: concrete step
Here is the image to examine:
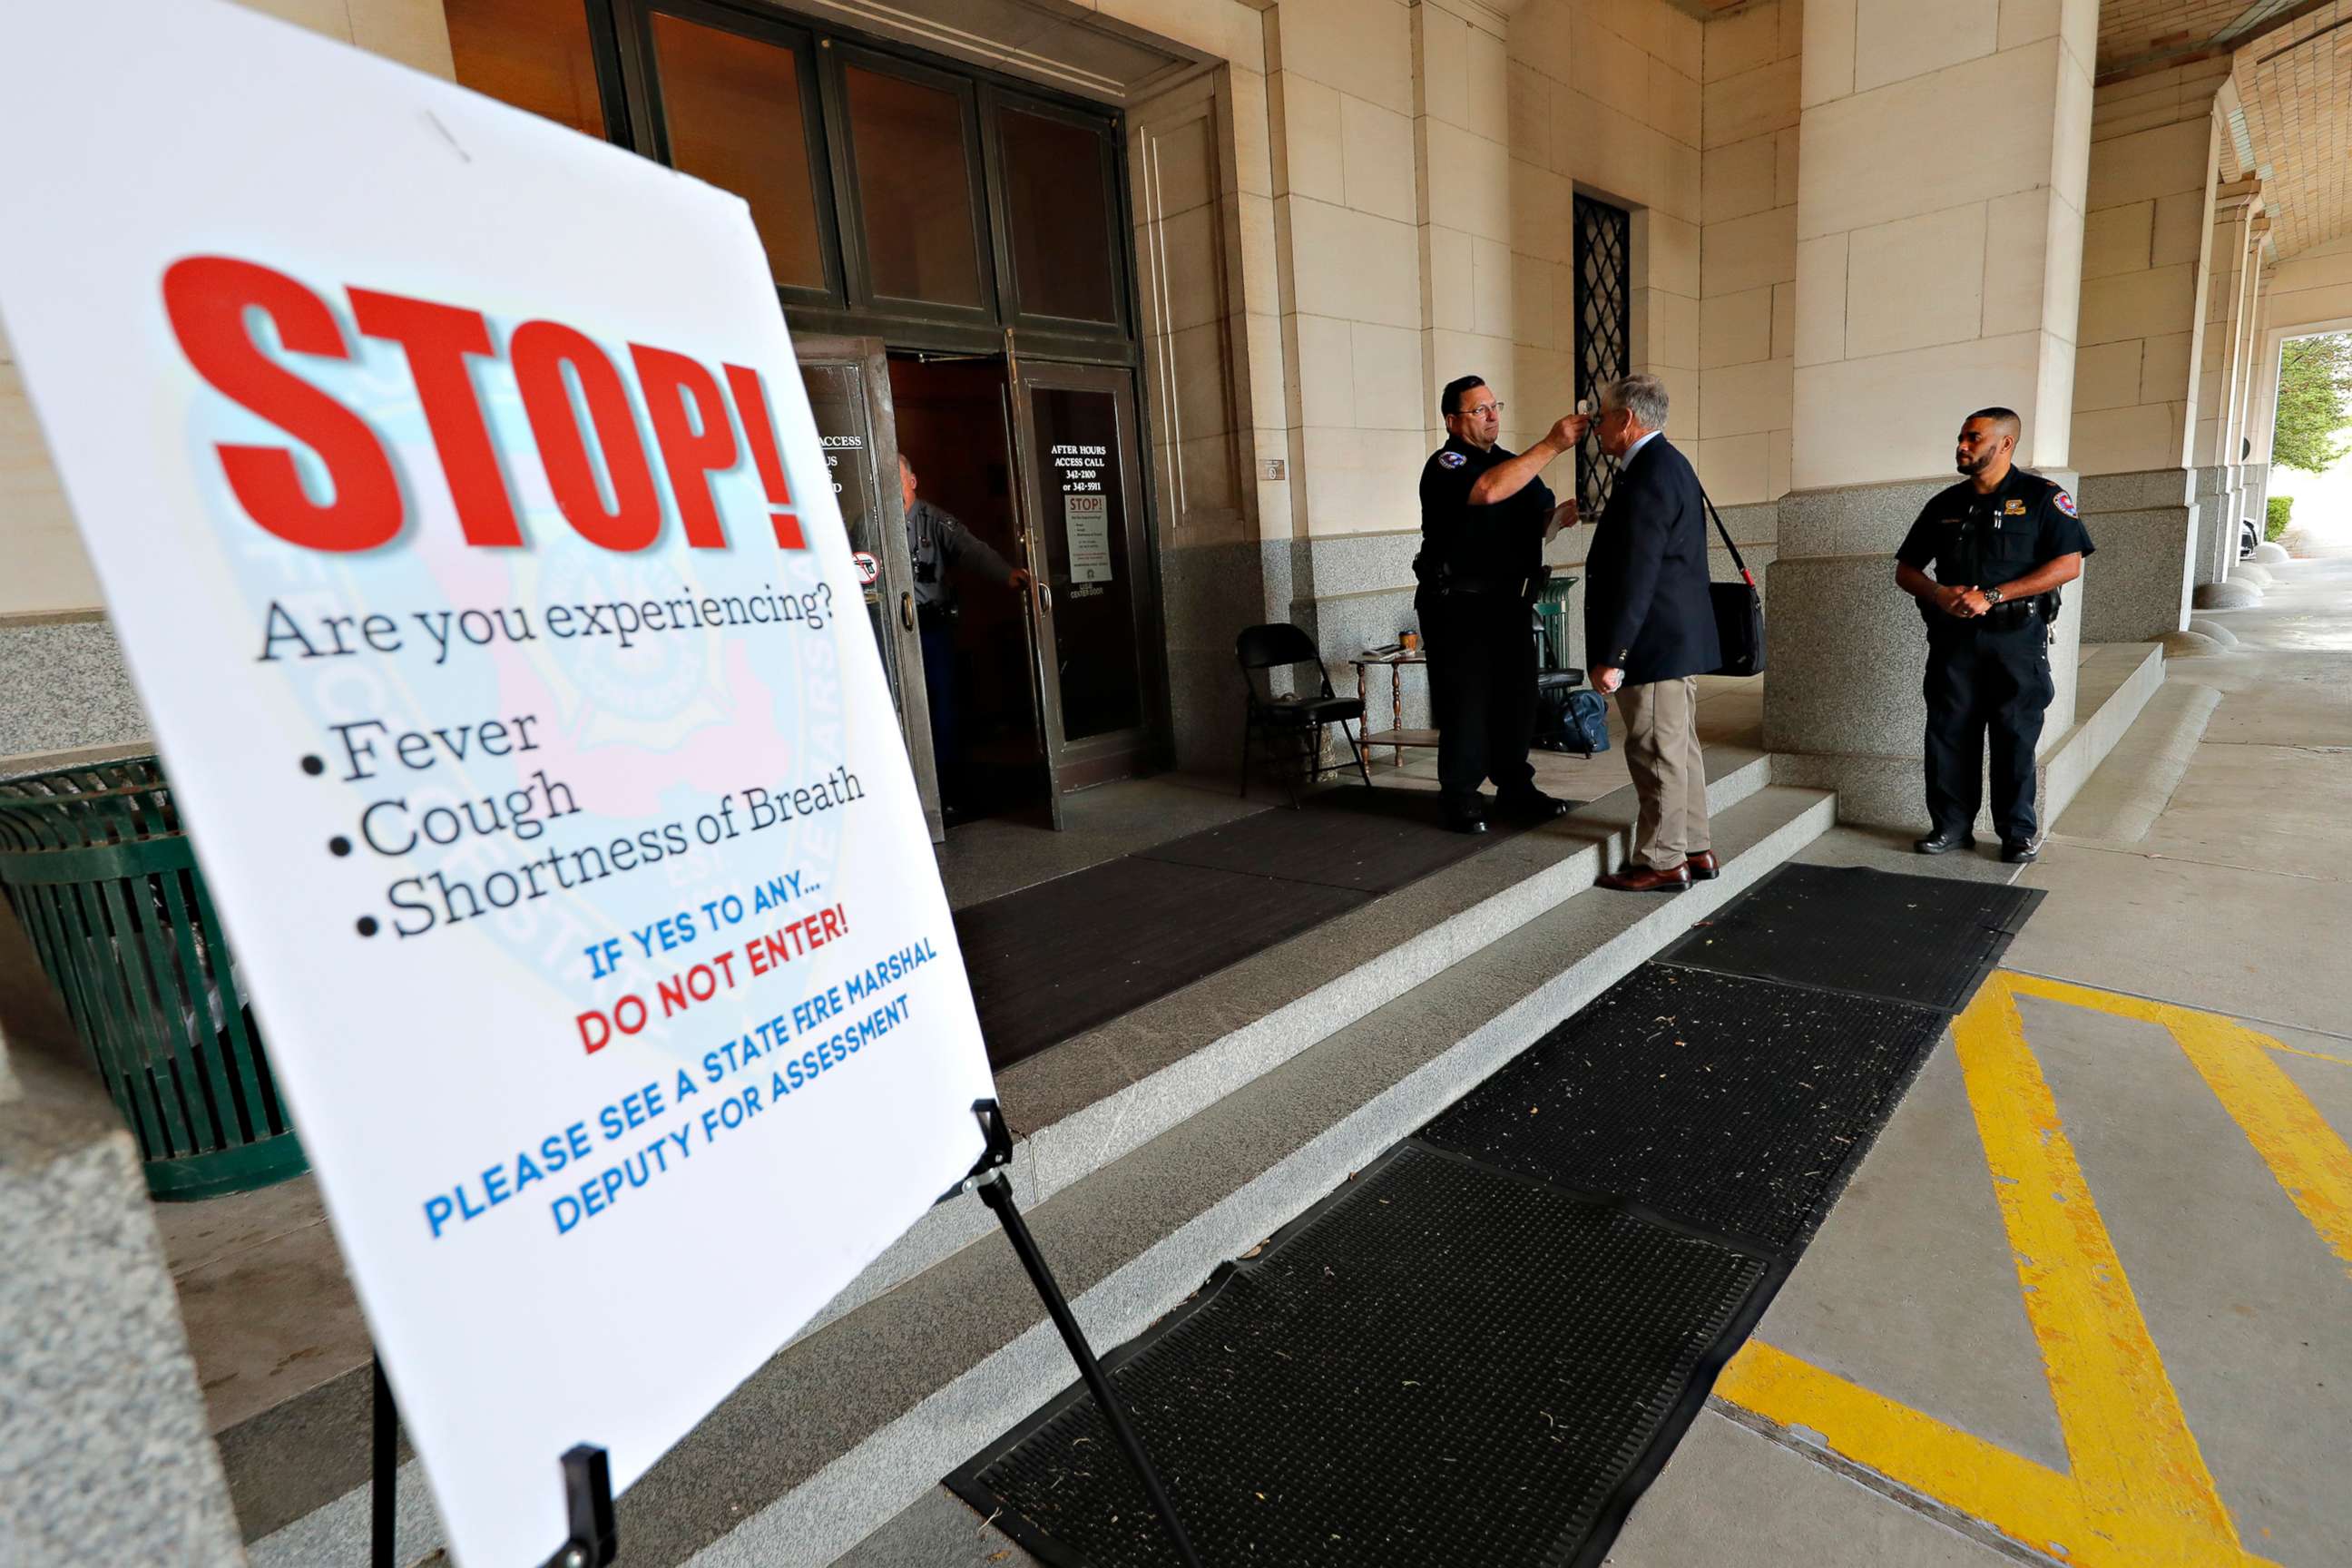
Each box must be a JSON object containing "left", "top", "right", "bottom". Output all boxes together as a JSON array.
[
  {"left": 2048, "top": 677, "right": 2221, "bottom": 848},
  {"left": 240, "top": 778, "right": 1831, "bottom": 1568},
  {"left": 2039, "top": 642, "right": 2167, "bottom": 830},
  {"left": 1771, "top": 641, "right": 2164, "bottom": 835}
]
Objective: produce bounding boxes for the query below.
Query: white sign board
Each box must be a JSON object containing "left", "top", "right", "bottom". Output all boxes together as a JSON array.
[{"left": 0, "top": 5, "right": 995, "bottom": 1563}]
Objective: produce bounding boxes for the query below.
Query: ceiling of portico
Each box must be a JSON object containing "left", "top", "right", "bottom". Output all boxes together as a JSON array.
[
  {"left": 2094, "top": 0, "right": 2337, "bottom": 80},
  {"left": 1675, "top": 0, "right": 2337, "bottom": 84},
  {"left": 2224, "top": 0, "right": 2352, "bottom": 258}
]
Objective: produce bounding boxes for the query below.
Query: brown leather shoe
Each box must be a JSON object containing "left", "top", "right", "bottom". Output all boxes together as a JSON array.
[
  {"left": 1598, "top": 862, "right": 1691, "bottom": 893},
  {"left": 1684, "top": 850, "right": 1720, "bottom": 880}
]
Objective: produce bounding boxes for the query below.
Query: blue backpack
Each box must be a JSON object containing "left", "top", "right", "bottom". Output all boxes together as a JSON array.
[{"left": 1535, "top": 680, "right": 1610, "bottom": 756}]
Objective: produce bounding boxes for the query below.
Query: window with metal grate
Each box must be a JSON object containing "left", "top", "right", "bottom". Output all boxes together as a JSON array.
[{"left": 1573, "top": 193, "right": 1632, "bottom": 520}]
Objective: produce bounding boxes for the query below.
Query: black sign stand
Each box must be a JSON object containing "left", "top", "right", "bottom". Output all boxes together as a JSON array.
[
  {"left": 951, "top": 1099, "right": 1206, "bottom": 1568},
  {"left": 368, "top": 1357, "right": 613, "bottom": 1568},
  {"left": 367, "top": 1098, "right": 1194, "bottom": 1568}
]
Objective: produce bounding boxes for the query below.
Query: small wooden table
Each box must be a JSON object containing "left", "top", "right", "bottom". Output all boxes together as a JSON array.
[{"left": 1349, "top": 650, "right": 1436, "bottom": 767}]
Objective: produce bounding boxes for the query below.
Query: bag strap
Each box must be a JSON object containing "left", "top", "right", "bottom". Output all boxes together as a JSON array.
[{"left": 1696, "top": 484, "right": 1757, "bottom": 591}]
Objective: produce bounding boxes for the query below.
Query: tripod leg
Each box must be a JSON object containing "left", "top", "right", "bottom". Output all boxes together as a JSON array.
[
  {"left": 372, "top": 1357, "right": 397, "bottom": 1568},
  {"left": 974, "top": 1174, "right": 1204, "bottom": 1568}
]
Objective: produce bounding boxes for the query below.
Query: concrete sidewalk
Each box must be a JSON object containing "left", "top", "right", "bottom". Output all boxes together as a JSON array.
[
  {"left": 835, "top": 559, "right": 2352, "bottom": 1568},
  {"left": 1615, "top": 556, "right": 2352, "bottom": 1567}
]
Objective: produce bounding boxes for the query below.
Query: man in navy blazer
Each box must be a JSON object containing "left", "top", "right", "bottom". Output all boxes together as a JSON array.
[{"left": 1583, "top": 374, "right": 1720, "bottom": 892}]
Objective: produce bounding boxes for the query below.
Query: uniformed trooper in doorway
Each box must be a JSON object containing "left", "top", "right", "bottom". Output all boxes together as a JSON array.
[
  {"left": 1414, "top": 375, "right": 1583, "bottom": 834},
  {"left": 900, "top": 454, "right": 1030, "bottom": 817},
  {"left": 1895, "top": 407, "right": 2094, "bottom": 864}
]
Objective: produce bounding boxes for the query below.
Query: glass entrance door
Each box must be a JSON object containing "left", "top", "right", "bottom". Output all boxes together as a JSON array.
[
  {"left": 794, "top": 334, "right": 945, "bottom": 841},
  {"left": 1006, "top": 361, "right": 1160, "bottom": 792}
]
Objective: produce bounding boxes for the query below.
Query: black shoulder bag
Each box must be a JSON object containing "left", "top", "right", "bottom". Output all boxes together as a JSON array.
[{"left": 1700, "top": 486, "right": 1765, "bottom": 677}]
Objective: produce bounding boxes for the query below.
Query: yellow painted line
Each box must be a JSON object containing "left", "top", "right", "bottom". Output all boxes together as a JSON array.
[
  {"left": 2003, "top": 972, "right": 2352, "bottom": 1278},
  {"left": 1719, "top": 974, "right": 2292, "bottom": 1565},
  {"left": 1954, "top": 976, "right": 2256, "bottom": 1562},
  {"left": 2172, "top": 1014, "right": 2352, "bottom": 1278},
  {"left": 2002, "top": 970, "right": 2352, "bottom": 1070},
  {"left": 2261, "top": 1037, "right": 2352, "bottom": 1071},
  {"left": 1715, "top": 1340, "right": 2092, "bottom": 1551}
]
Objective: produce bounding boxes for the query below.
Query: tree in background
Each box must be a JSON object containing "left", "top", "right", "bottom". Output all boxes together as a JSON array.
[{"left": 2273, "top": 332, "right": 2352, "bottom": 474}]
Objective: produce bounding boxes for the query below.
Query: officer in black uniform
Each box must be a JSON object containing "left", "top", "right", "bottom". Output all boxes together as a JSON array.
[
  {"left": 1895, "top": 407, "right": 2093, "bottom": 864},
  {"left": 1414, "top": 375, "right": 1582, "bottom": 833}
]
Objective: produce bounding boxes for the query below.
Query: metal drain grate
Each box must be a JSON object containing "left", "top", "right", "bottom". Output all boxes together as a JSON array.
[
  {"left": 1660, "top": 863, "right": 2043, "bottom": 1014},
  {"left": 1422, "top": 964, "right": 1947, "bottom": 1255},
  {"left": 953, "top": 1145, "right": 1766, "bottom": 1568}
]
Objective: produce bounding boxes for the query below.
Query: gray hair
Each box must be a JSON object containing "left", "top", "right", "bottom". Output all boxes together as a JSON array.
[{"left": 1599, "top": 374, "right": 1669, "bottom": 431}]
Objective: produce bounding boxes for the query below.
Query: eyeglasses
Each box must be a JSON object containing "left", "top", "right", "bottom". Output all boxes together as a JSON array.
[{"left": 1461, "top": 402, "right": 1504, "bottom": 417}]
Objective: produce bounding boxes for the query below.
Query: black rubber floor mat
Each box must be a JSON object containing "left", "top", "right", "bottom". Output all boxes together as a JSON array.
[
  {"left": 955, "top": 787, "right": 1552, "bottom": 1069},
  {"left": 956, "top": 858, "right": 1368, "bottom": 1069},
  {"left": 1136, "top": 785, "right": 1548, "bottom": 894},
  {"left": 949, "top": 1145, "right": 1767, "bottom": 1568},
  {"left": 1658, "top": 862, "right": 2043, "bottom": 1013},
  {"left": 1420, "top": 965, "right": 1946, "bottom": 1255}
]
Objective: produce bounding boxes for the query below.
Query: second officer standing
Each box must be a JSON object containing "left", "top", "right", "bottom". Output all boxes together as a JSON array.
[
  {"left": 1894, "top": 407, "right": 2093, "bottom": 863},
  {"left": 1414, "top": 375, "right": 1581, "bottom": 834}
]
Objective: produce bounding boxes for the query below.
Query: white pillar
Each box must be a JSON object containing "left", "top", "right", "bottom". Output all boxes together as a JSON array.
[
  {"left": 1766, "top": 0, "right": 2095, "bottom": 828},
  {"left": 2191, "top": 181, "right": 2259, "bottom": 584},
  {"left": 2065, "top": 83, "right": 2223, "bottom": 642}
]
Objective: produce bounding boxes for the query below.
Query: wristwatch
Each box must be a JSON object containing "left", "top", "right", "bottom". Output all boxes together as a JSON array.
[{"left": 1984, "top": 585, "right": 2004, "bottom": 604}]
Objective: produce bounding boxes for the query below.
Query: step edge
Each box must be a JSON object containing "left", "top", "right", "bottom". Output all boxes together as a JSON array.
[{"left": 1017, "top": 750, "right": 1774, "bottom": 1209}]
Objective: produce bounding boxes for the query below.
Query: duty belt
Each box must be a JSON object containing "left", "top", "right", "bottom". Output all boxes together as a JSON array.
[{"left": 1439, "top": 573, "right": 1534, "bottom": 599}]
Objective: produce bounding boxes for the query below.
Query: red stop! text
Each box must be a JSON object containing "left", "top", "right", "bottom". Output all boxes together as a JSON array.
[{"left": 160, "top": 255, "right": 804, "bottom": 554}]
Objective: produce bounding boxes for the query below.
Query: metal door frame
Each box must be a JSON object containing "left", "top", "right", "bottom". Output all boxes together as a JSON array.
[
  {"left": 1004, "top": 355, "right": 1163, "bottom": 793},
  {"left": 795, "top": 333, "right": 945, "bottom": 840}
]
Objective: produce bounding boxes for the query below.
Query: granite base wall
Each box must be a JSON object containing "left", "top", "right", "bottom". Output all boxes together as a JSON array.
[
  {"left": 2239, "top": 462, "right": 2270, "bottom": 538},
  {"left": 1157, "top": 538, "right": 1288, "bottom": 775},
  {"left": 1764, "top": 475, "right": 2082, "bottom": 832},
  {"left": 0, "top": 900, "right": 245, "bottom": 1566},
  {"left": 2075, "top": 468, "right": 2195, "bottom": 644},
  {"left": 0, "top": 615, "right": 151, "bottom": 767},
  {"left": 1282, "top": 501, "right": 1780, "bottom": 736},
  {"left": 2193, "top": 466, "right": 2235, "bottom": 585}
]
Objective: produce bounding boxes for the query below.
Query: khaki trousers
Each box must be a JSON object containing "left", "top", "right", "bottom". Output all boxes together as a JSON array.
[{"left": 1617, "top": 676, "right": 1710, "bottom": 872}]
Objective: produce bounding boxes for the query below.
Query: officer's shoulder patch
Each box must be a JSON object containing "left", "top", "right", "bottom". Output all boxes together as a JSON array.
[
  {"left": 2053, "top": 489, "right": 2077, "bottom": 516},
  {"left": 1438, "top": 450, "right": 1466, "bottom": 468}
]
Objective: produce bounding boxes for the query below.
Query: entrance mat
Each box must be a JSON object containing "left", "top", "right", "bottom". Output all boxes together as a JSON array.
[
  {"left": 1657, "top": 863, "right": 2043, "bottom": 1014},
  {"left": 956, "top": 858, "right": 1367, "bottom": 1070},
  {"left": 956, "top": 788, "right": 1562, "bottom": 1069},
  {"left": 1135, "top": 785, "right": 1544, "bottom": 895},
  {"left": 1420, "top": 964, "right": 1946, "bottom": 1255},
  {"left": 947, "top": 1144, "right": 1768, "bottom": 1568}
]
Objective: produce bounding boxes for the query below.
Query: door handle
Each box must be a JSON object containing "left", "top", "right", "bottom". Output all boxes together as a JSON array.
[{"left": 900, "top": 591, "right": 915, "bottom": 632}]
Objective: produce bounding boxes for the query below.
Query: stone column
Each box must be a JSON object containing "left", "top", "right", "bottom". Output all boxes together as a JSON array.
[
  {"left": 2190, "top": 181, "right": 2259, "bottom": 585},
  {"left": 1767, "top": 0, "right": 2094, "bottom": 828},
  {"left": 0, "top": 904, "right": 247, "bottom": 1566},
  {"left": 2066, "top": 78, "right": 2220, "bottom": 642},
  {"left": 2228, "top": 228, "right": 2273, "bottom": 555},
  {"left": 2241, "top": 261, "right": 2280, "bottom": 546}
]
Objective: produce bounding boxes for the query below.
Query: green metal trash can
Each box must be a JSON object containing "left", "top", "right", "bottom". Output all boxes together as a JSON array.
[
  {"left": 0, "top": 756, "right": 307, "bottom": 1200},
  {"left": 1535, "top": 573, "right": 1580, "bottom": 671}
]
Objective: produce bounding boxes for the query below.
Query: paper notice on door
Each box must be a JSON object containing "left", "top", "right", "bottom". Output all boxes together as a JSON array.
[{"left": 1064, "top": 494, "right": 1112, "bottom": 584}]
